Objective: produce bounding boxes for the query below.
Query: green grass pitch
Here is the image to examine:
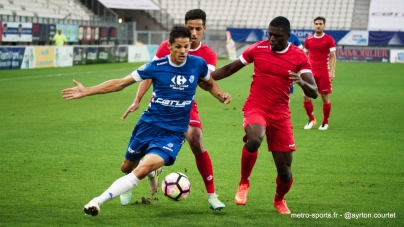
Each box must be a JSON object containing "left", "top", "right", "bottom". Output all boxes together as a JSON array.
[{"left": 0, "top": 60, "right": 403, "bottom": 226}]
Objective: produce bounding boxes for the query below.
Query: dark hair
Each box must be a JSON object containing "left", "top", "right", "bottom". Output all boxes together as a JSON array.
[
  {"left": 169, "top": 26, "right": 192, "bottom": 44},
  {"left": 269, "top": 16, "right": 290, "bottom": 34},
  {"left": 314, "top": 16, "right": 326, "bottom": 24},
  {"left": 184, "top": 9, "right": 206, "bottom": 25}
]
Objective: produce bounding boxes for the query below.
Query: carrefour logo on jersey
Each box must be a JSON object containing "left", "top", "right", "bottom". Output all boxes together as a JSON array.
[{"left": 171, "top": 75, "right": 192, "bottom": 90}]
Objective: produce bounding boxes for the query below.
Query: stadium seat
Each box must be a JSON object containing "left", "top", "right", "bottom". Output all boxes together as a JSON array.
[{"left": 0, "top": 8, "right": 13, "bottom": 15}]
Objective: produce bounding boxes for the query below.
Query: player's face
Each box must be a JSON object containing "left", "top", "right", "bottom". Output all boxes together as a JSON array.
[
  {"left": 314, "top": 19, "right": 325, "bottom": 34},
  {"left": 268, "top": 26, "right": 289, "bottom": 52},
  {"left": 168, "top": 37, "right": 190, "bottom": 65},
  {"left": 185, "top": 19, "right": 206, "bottom": 48}
]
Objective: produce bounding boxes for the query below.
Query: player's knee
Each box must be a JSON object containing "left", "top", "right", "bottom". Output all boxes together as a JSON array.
[
  {"left": 245, "top": 138, "right": 262, "bottom": 151},
  {"left": 278, "top": 170, "right": 292, "bottom": 182},
  {"left": 120, "top": 163, "right": 132, "bottom": 174}
]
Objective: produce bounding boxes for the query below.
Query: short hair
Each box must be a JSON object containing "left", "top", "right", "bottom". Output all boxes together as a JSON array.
[
  {"left": 269, "top": 16, "right": 290, "bottom": 34},
  {"left": 314, "top": 16, "right": 326, "bottom": 24},
  {"left": 169, "top": 26, "right": 191, "bottom": 44},
  {"left": 184, "top": 9, "right": 206, "bottom": 26}
]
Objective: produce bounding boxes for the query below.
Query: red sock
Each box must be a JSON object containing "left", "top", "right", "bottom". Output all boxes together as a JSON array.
[
  {"left": 195, "top": 151, "right": 215, "bottom": 194},
  {"left": 323, "top": 103, "right": 331, "bottom": 124},
  {"left": 274, "top": 176, "right": 293, "bottom": 201},
  {"left": 239, "top": 146, "right": 258, "bottom": 186},
  {"left": 304, "top": 100, "right": 315, "bottom": 121}
]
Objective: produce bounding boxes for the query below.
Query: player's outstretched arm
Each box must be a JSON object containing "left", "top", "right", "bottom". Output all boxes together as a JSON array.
[
  {"left": 289, "top": 70, "right": 318, "bottom": 99},
  {"left": 201, "top": 77, "right": 232, "bottom": 104},
  {"left": 121, "top": 79, "right": 152, "bottom": 120},
  {"left": 61, "top": 75, "right": 136, "bottom": 101},
  {"left": 210, "top": 59, "right": 245, "bottom": 81}
]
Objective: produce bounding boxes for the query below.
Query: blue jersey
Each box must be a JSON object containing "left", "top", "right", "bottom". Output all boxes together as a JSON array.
[
  {"left": 132, "top": 55, "right": 209, "bottom": 132},
  {"left": 289, "top": 33, "right": 303, "bottom": 49}
]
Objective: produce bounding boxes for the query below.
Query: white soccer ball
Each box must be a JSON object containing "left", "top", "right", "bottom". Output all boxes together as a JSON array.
[{"left": 161, "top": 172, "right": 191, "bottom": 201}]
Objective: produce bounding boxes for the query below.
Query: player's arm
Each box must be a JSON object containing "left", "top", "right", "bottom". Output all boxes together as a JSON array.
[
  {"left": 197, "top": 69, "right": 214, "bottom": 91},
  {"left": 210, "top": 59, "right": 245, "bottom": 80},
  {"left": 61, "top": 75, "right": 136, "bottom": 100},
  {"left": 121, "top": 79, "right": 152, "bottom": 120},
  {"left": 200, "top": 76, "right": 232, "bottom": 104},
  {"left": 289, "top": 70, "right": 318, "bottom": 99},
  {"left": 329, "top": 50, "right": 337, "bottom": 81}
]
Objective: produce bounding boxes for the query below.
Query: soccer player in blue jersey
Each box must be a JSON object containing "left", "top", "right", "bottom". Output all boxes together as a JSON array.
[{"left": 61, "top": 26, "right": 231, "bottom": 216}]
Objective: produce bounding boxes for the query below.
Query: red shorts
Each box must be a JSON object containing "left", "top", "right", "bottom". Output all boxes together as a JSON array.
[
  {"left": 189, "top": 100, "right": 202, "bottom": 130},
  {"left": 242, "top": 107, "right": 296, "bottom": 152},
  {"left": 313, "top": 70, "right": 332, "bottom": 94}
]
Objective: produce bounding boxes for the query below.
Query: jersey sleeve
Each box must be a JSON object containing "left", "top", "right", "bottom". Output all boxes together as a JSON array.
[
  {"left": 131, "top": 62, "right": 154, "bottom": 81},
  {"left": 240, "top": 43, "right": 257, "bottom": 65},
  {"left": 303, "top": 37, "right": 310, "bottom": 53},
  {"left": 198, "top": 59, "right": 210, "bottom": 81},
  {"left": 328, "top": 36, "right": 336, "bottom": 52},
  {"left": 154, "top": 40, "right": 170, "bottom": 59},
  {"left": 298, "top": 53, "right": 312, "bottom": 74},
  {"left": 203, "top": 48, "right": 218, "bottom": 71}
]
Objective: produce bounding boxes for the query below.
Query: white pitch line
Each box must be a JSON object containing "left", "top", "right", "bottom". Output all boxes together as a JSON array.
[{"left": 0, "top": 67, "right": 135, "bottom": 82}]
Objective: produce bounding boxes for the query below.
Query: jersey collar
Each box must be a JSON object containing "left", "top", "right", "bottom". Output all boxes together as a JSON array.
[
  {"left": 270, "top": 42, "right": 291, "bottom": 54},
  {"left": 168, "top": 56, "right": 187, "bottom": 67},
  {"left": 190, "top": 42, "right": 202, "bottom": 52}
]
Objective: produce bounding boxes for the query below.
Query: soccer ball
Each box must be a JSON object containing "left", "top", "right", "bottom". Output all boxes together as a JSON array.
[{"left": 162, "top": 172, "right": 191, "bottom": 201}]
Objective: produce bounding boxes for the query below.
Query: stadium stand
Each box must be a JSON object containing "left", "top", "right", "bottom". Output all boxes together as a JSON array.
[
  {"left": 0, "top": 0, "right": 95, "bottom": 20},
  {"left": 153, "top": 0, "right": 358, "bottom": 30}
]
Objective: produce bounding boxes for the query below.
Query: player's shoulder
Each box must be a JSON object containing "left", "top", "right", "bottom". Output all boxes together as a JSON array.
[
  {"left": 159, "top": 39, "right": 170, "bottom": 46},
  {"left": 199, "top": 43, "right": 217, "bottom": 56},
  {"left": 251, "top": 40, "right": 270, "bottom": 50},
  {"left": 324, "top": 33, "right": 336, "bottom": 41},
  {"left": 188, "top": 55, "right": 206, "bottom": 63},
  {"left": 306, "top": 34, "right": 315, "bottom": 40},
  {"left": 150, "top": 56, "right": 169, "bottom": 67}
]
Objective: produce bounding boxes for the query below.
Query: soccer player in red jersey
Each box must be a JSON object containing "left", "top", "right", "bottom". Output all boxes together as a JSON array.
[
  {"left": 120, "top": 9, "right": 225, "bottom": 211},
  {"left": 303, "top": 16, "right": 337, "bottom": 130},
  {"left": 211, "top": 16, "right": 318, "bottom": 214}
]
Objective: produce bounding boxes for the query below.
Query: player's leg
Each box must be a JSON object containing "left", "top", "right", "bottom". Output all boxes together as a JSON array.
[
  {"left": 185, "top": 102, "right": 225, "bottom": 211},
  {"left": 303, "top": 92, "right": 316, "bottom": 130},
  {"left": 319, "top": 72, "right": 332, "bottom": 130},
  {"left": 119, "top": 158, "right": 140, "bottom": 206},
  {"left": 235, "top": 108, "right": 266, "bottom": 205},
  {"left": 272, "top": 152, "right": 293, "bottom": 214},
  {"left": 267, "top": 117, "right": 294, "bottom": 214},
  {"left": 83, "top": 153, "right": 166, "bottom": 216}
]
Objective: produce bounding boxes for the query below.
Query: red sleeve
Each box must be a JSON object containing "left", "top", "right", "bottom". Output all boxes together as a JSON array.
[
  {"left": 155, "top": 40, "right": 170, "bottom": 59},
  {"left": 241, "top": 43, "right": 257, "bottom": 63},
  {"left": 328, "top": 35, "right": 336, "bottom": 49},
  {"left": 298, "top": 52, "right": 312, "bottom": 72},
  {"left": 304, "top": 37, "right": 310, "bottom": 50},
  {"left": 203, "top": 48, "right": 217, "bottom": 67}
]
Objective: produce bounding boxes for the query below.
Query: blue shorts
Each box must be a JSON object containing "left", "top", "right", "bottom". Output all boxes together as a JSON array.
[{"left": 125, "top": 120, "right": 185, "bottom": 166}]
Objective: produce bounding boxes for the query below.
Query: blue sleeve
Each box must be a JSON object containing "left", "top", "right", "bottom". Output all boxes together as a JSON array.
[{"left": 136, "top": 61, "right": 154, "bottom": 80}]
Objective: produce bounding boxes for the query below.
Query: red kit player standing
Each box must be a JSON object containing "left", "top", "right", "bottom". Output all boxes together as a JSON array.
[{"left": 303, "top": 16, "right": 337, "bottom": 130}]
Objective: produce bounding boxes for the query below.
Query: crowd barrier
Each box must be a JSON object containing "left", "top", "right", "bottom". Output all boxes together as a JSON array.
[{"left": 0, "top": 45, "right": 159, "bottom": 70}]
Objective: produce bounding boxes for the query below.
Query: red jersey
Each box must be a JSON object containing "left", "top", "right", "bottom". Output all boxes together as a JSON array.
[
  {"left": 154, "top": 40, "right": 217, "bottom": 71},
  {"left": 304, "top": 33, "right": 336, "bottom": 72},
  {"left": 241, "top": 40, "right": 312, "bottom": 113}
]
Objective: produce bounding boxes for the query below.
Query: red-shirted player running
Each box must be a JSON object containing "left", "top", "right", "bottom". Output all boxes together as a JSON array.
[
  {"left": 120, "top": 9, "right": 225, "bottom": 211},
  {"left": 211, "top": 16, "right": 318, "bottom": 214},
  {"left": 303, "top": 16, "right": 337, "bottom": 130}
]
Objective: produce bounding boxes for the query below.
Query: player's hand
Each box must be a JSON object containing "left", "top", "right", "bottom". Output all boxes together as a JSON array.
[
  {"left": 61, "top": 80, "right": 86, "bottom": 100},
  {"left": 121, "top": 99, "right": 140, "bottom": 121},
  {"left": 330, "top": 71, "right": 335, "bottom": 81},
  {"left": 288, "top": 70, "right": 303, "bottom": 85},
  {"left": 218, "top": 92, "right": 232, "bottom": 104}
]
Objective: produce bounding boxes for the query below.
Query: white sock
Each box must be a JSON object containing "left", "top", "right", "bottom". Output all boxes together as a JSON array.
[{"left": 93, "top": 172, "right": 140, "bottom": 205}]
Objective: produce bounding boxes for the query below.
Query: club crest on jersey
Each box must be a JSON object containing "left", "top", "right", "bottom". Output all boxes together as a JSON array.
[
  {"left": 189, "top": 75, "right": 194, "bottom": 83},
  {"left": 171, "top": 75, "right": 189, "bottom": 90}
]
